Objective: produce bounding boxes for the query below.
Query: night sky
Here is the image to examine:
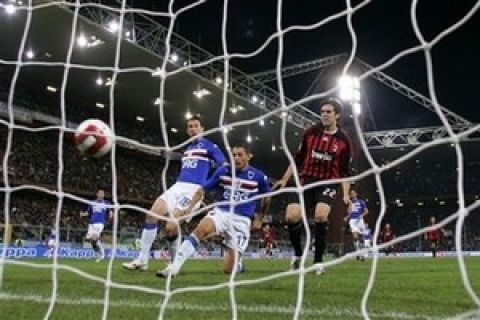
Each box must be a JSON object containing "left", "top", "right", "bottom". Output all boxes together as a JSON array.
[{"left": 131, "top": 0, "right": 480, "bottom": 130}]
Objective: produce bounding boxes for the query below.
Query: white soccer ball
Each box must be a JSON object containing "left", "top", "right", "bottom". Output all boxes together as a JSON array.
[{"left": 74, "top": 119, "right": 113, "bottom": 157}]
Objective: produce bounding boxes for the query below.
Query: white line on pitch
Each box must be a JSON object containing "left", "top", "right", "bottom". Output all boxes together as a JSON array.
[{"left": 0, "top": 293, "right": 444, "bottom": 320}]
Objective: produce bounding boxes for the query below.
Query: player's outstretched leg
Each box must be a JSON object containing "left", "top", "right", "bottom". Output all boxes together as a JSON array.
[
  {"left": 156, "top": 234, "right": 199, "bottom": 278},
  {"left": 156, "top": 215, "right": 215, "bottom": 278},
  {"left": 95, "top": 240, "right": 105, "bottom": 262},
  {"left": 122, "top": 223, "right": 157, "bottom": 270},
  {"left": 431, "top": 241, "right": 437, "bottom": 258},
  {"left": 164, "top": 220, "right": 180, "bottom": 263},
  {"left": 123, "top": 198, "right": 167, "bottom": 271},
  {"left": 285, "top": 204, "right": 303, "bottom": 270},
  {"left": 236, "top": 255, "right": 245, "bottom": 273},
  {"left": 313, "top": 203, "right": 332, "bottom": 275}
]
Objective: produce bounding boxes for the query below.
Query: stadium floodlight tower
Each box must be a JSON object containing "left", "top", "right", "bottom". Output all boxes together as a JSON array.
[{"left": 338, "top": 75, "right": 361, "bottom": 115}]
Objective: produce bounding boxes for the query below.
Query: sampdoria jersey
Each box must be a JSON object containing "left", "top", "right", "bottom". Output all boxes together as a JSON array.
[
  {"left": 88, "top": 199, "right": 111, "bottom": 224},
  {"left": 203, "top": 165, "right": 270, "bottom": 218},
  {"left": 177, "top": 138, "right": 226, "bottom": 185},
  {"left": 363, "top": 227, "right": 372, "bottom": 240},
  {"left": 350, "top": 198, "right": 367, "bottom": 219},
  {"left": 50, "top": 227, "right": 56, "bottom": 240}
]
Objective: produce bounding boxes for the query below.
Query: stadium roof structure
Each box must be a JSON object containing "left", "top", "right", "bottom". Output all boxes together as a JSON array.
[
  {"left": 239, "top": 54, "right": 479, "bottom": 149},
  {"left": 1, "top": 0, "right": 478, "bottom": 166},
  {"left": 0, "top": 1, "right": 315, "bottom": 171}
]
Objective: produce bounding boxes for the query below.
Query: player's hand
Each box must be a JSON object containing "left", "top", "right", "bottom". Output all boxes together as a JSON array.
[
  {"left": 79, "top": 211, "right": 88, "bottom": 217},
  {"left": 273, "top": 179, "right": 287, "bottom": 190},
  {"left": 343, "top": 216, "right": 349, "bottom": 222},
  {"left": 343, "top": 195, "right": 350, "bottom": 205}
]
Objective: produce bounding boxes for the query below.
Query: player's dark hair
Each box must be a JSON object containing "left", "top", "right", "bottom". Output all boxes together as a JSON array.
[
  {"left": 185, "top": 115, "right": 204, "bottom": 127},
  {"left": 231, "top": 143, "right": 251, "bottom": 155},
  {"left": 319, "top": 97, "right": 343, "bottom": 114}
]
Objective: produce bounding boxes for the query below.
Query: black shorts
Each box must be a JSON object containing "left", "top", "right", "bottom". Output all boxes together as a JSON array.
[{"left": 287, "top": 177, "right": 339, "bottom": 211}]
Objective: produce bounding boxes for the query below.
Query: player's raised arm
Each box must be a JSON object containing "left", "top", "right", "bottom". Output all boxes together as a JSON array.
[
  {"left": 362, "top": 201, "right": 369, "bottom": 218},
  {"left": 340, "top": 132, "right": 352, "bottom": 205},
  {"left": 274, "top": 165, "right": 293, "bottom": 190},
  {"left": 210, "top": 142, "right": 227, "bottom": 167},
  {"left": 274, "top": 129, "right": 308, "bottom": 190}
]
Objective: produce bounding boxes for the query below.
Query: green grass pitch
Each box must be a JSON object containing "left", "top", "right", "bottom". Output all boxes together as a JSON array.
[{"left": 0, "top": 257, "right": 479, "bottom": 319}]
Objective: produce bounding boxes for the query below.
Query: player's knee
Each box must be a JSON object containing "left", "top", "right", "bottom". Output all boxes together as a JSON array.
[
  {"left": 285, "top": 205, "right": 301, "bottom": 222},
  {"left": 313, "top": 215, "right": 328, "bottom": 223},
  {"left": 145, "top": 215, "right": 158, "bottom": 224},
  {"left": 192, "top": 225, "right": 210, "bottom": 241},
  {"left": 164, "top": 223, "right": 179, "bottom": 237},
  {"left": 285, "top": 212, "right": 301, "bottom": 224}
]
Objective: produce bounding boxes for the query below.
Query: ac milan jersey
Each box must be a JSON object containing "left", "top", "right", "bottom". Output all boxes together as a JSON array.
[
  {"left": 350, "top": 198, "right": 367, "bottom": 219},
  {"left": 381, "top": 229, "right": 394, "bottom": 243},
  {"left": 203, "top": 165, "right": 271, "bottom": 218},
  {"left": 427, "top": 226, "right": 441, "bottom": 241},
  {"left": 177, "top": 138, "right": 226, "bottom": 185},
  {"left": 88, "top": 199, "right": 111, "bottom": 224},
  {"left": 295, "top": 125, "right": 352, "bottom": 180},
  {"left": 263, "top": 230, "right": 275, "bottom": 244}
]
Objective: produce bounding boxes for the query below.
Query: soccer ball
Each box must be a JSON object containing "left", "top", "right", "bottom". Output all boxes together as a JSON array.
[{"left": 74, "top": 119, "right": 113, "bottom": 157}]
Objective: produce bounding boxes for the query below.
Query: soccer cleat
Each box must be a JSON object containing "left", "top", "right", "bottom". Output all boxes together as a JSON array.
[
  {"left": 236, "top": 262, "right": 245, "bottom": 274},
  {"left": 313, "top": 264, "right": 326, "bottom": 276},
  {"left": 122, "top": 259, "right": 148, "bottom": 271},
  {"left": 290, "top": 257, "right": 301, "bottom": 271},
  {"left": 95, "top": 255, "right": 105, "bottom": 263},
  {"left": 155, "top": 264, "right": 179, "bottom": 278}
]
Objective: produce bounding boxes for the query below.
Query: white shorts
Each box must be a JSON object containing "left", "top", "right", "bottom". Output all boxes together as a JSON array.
[
  {"left": 349, "top": 218, "right": 366, "bottom": 234},
  {"left": 48, "top": 239, "right": 56, "bottom": 247},
  {"left": 206, "top": 208, "right": 251, "bottom": 254},
  {"left": 159, "top": 182, "right": 201, "bottom": 215},
  {"left": 86, "top": 223, "right": 104, "bottom": 239}
]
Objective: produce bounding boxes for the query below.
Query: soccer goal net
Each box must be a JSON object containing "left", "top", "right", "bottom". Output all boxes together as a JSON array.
[{"left": 1, "top": 0, "right": 480, "bottom": 319}]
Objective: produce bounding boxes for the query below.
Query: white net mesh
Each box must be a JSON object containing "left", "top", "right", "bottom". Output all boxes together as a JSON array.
[{"left": 1, "top": 0, "right": 480, "bottom": 319}]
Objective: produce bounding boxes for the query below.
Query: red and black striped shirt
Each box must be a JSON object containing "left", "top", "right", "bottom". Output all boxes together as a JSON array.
[
  {"left": 426, "top": 224, "right": 441, "bottom": 241},
  {"left": 294, "top": 124, "right": 352, "bottom": 180}
]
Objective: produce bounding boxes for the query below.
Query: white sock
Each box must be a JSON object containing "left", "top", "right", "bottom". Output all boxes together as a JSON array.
[
  {"left": 97, "top": 240, "right": 104, "bottom": 257},
  {"left": 138, "top": 226, "right": 157, "bottom": 264},
  {"left": 354, "top": 240, "right": 360, "bottom": 251},
  {"left": 170, "top": 235, "right": 198, "bottom": 272}
]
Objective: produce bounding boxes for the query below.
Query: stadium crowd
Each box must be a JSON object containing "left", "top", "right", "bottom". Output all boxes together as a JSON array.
[{"left": 1, "top": 78, "right": 480, "bottom": 252}]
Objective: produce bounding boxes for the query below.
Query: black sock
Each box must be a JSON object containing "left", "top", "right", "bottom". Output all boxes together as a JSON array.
[
  {"left": 288, "top": 222, "right": 303, "bottom": 258},
  {"left": 314, "top": 222, "right": 328, "bottom": 263}
]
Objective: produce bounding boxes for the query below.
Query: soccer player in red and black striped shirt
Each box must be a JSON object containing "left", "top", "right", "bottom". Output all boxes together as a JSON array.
[
  {"left": 425, "top": 216, "right": 445, "bottom": 258},
  {"left": 275, "top": 98, "right": 352, "bottom": 274}
]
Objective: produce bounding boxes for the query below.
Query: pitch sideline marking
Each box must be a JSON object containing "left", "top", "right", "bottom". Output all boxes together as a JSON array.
[{"left": 0, "top": 292, "right": 444, "bottom": 320}]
